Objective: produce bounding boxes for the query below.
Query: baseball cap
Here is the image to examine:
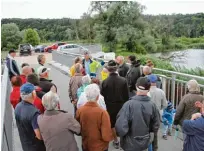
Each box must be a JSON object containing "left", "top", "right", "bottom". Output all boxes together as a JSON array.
[
  {"left": 37, "top": 66, "right": 50, "bottom": 75},
  {"left": 167, "top": 102, "right": 173, "bottom": 110},
  {"left": 136, "top": 77, "right": 151, "bottom": 91},
  {"left": 9, "top": 49, "right": 16, "bottom": 54},
  {"left": 147, "top": 74, "right": 158, "bottom": 83},
  {"left": 20, "top": 83, "right": 35, "bottom": 95}
]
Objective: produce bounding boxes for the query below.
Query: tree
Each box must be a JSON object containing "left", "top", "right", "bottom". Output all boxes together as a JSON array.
[
  {"left": 23, "top": 28, "right": 40, "bottom": 46},
  {"left": 1, "top": 23, "right": 22, "bottom": 51}
]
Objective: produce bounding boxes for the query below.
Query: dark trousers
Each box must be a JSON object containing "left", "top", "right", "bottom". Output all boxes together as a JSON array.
[{"left": 152, "top": 132, "right": 158, "bottom": 151}]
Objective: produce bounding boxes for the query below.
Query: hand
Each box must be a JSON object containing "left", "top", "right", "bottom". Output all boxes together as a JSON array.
[
  {"left": 191, "top": 113, "right": 202, "bottom": 120},
  {"left": 72, "top": 100, "right": 77, "bottom": 105}
]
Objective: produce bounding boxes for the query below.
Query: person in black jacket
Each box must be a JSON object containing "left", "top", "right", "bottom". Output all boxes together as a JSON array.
[
  {"left": 6, "top": 49, "right": 20, "bottom": 79},
  {"left": 116, "top": 56, "right": 129, "bottom": 78},
  {"left": 37, "top": 66, "right": 54, "bottom": 93},
  {"left": 126, "top": 55, "right": 141, "bottom": 97},
  {"left": 101, "top": 60, "right": 129, "bottom": 149}
]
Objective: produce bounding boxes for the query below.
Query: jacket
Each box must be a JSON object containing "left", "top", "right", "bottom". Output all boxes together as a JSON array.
[
  {"left": 10, "top": 86, "right": 21, "bottom": 109},
  {"left": 39, "top": 78, "right": 53, "bottom": 93},
  {"left": 38, "top": 110, "right": 80, "bottom": 151},
  {"left": 69, "top": 73, "right": 83, "bottom": 102},
  {"left": 20, "top": 74, "right": 27, "bottom": 84},
  {"left": 35, "top": 86, "right": 46, "bottom": 99},
  {"left": 33, "top": 97, "right": 45, "bottom": 114},
  {"left": 76, "top": 102, "right": 113, "bottom": 151},
  {"left": 118, "top": 63, "right": 129, "bottom": 78},
  {"left": 77, "top": 84, "right": 88, "bottom": 99},
  {"left": 115, "top": 95, "right": 160, "bottom": 151},
  {"left": 6, "top": 55, "right": 20, "bottom": 79},
  {"left": 101, "top": 72, "right": 129, "bottom": 128},
  {"left": 174, "top": 92, "right": 204, "bottom": 126},
  {"left": 126, "top": 60, "right": 141, "bottom": 91},
  {"left": 183, "top": 116, "right": 204, "bottom": 151},
  {"left": 162, "top": 109, "right": 176, "bottom": 125}
]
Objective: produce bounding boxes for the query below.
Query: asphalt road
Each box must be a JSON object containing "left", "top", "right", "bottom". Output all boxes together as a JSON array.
[{"left": 13, "top": 53, "right": 183, "bottom": 151}]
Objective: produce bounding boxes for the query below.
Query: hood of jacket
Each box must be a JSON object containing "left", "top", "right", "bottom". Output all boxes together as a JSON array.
[{"left": 131, "top": 60, "right": 141, "bottom": 68}]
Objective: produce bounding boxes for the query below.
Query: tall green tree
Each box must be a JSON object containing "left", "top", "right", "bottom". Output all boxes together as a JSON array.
[
  {"left": 23, "top": 28, "right": 40, "bottom": 46},
  {"left": 1, "top": 23, "right": 22, "bottom": 51}
]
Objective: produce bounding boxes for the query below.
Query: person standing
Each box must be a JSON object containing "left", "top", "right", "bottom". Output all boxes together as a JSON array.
[
  {"left": 76, "top": 84, "right": 113, "bottom": 151},
  {"left": 101, "top": 60, "right": 129, "bottom": 149},
  {"left": 115, "top": 56, "right": 129, "bottom": 78},
  {"left": 70, "top": 57, "right": 82, "bottom": 77},
  {"left": 20, "top": 66, "right": 33, "bottom": 84},
  {"left": 126, "top": 55, "right": 141, "bottom": 97},
  {"left": 69, "top": 63, "right": 83, "bottom": 116},
  {"left": 37, "top": 54, "right": 46, "bottom": 66},
  {"left": 15, "top": 83, "right": 46, "bottom": 151},
  {"left": 115, "top": 77, "right": 159, "bottom": 151},
  {"left": 174, "top": 79, "right": 204, "bottom": 139},
  {"left": 38, "top": 90, "right": 81, "bottom": 151},
  {"left": 6, "top": 49, "right": 20, "bottom": 79}
]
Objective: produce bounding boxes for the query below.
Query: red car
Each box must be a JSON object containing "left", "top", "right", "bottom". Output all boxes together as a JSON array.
[{"left": 44, "top": 42, "right": 66, "bottom": 53}]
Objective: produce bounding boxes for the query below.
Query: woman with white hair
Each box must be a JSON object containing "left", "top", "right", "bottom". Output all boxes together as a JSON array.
[
  {"left": 77, "top": 74, "right": 91, "bottom": 98},
  {"left": 37, "top": 88, "right": 81, "bottom": 151},
  {"left": 77, "top": 83, "right": 106, "bottom": 110}
]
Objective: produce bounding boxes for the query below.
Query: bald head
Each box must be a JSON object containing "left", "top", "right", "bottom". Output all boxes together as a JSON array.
[
  {"left": 116, "top": 56, "right": 125, "bottom": 65},
  {"left": 143, "top": 66, "right": 152, "bottom": 76},
  {"left": 22, "top": 66, "right": 32, "bottom": 76}
]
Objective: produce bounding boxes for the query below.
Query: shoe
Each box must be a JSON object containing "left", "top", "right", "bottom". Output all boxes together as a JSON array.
[
  {"left": 168, "top": 131, "right": 172, "bottom": 136},
  {"left": 163, "top": 135, "right": 168, "bottom": 140},
  {"left": 113, "top": 141, "right": 120, "bottom": 149}
]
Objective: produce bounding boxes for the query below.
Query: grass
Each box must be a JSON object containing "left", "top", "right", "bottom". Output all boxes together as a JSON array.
[{"left": 1, "top": 51, "right": 8, "bottom": 59}]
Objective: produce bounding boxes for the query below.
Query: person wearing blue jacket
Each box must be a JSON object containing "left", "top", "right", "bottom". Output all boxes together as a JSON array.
[
  {"left": 182, "top": 99, "right": 204, "bottom": 151},
  {"left": 162, "top": 102, "right": 176, "bottom": 140}
]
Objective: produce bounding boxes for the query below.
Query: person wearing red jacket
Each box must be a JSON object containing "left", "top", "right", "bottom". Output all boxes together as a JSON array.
[
  {"left": 20, "top": 66, "right": 32, "bottom": 84},
  {"left": 10, "top": 76, "right": 22, "bottom": 109}
]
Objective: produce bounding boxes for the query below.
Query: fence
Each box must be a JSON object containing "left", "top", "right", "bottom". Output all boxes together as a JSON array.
[
  {"left": 1, "top": 66, "right": 13, "bottom": 151},
  {"left": 52, "top": 51, "right": 204, "bottom": 107}
]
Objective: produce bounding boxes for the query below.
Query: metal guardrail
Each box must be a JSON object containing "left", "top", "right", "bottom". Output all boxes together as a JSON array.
[
  {"left": 52, "top": 51, "right": 204, "bottom": 108},
  {"left": 1, "top": 66, "right": 13, "bottom": 151}
]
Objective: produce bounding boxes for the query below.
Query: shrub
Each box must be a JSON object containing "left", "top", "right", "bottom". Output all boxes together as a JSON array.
[{"left": 144, "top": 42, "right": 157, "bottom": 53}]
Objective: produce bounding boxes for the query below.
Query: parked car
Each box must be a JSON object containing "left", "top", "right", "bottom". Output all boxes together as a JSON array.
[
  {"left": 19, "top": 44, "right": 33, "bottom": 56},
  {"left": 57, "top": 44, "right": 88, "bottom": 54},
  {"left": 34, "top": 45, "right": 47, "bottom": 53},
  {"left": 44, "top": 42, "right": 66, "bottom": 53}
]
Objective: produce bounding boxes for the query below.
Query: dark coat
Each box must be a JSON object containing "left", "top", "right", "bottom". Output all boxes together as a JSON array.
[
  {"left": 6, "top": 56, "right": 20, "bottom": 79},
  {"left": 101, "top": 72, "right": 129, "bottom": 128},
  {"left": 39, "top": 78, "right": 54, "bottom": 93},
  {"left": 115, "top": 95, "right": 160, "bottom": 151},
  {"left": 118, "top": 63, "right": 129, "bottom": 78},
  {"left": 126, "top": 60, "right": 141, "bottom": 91}
]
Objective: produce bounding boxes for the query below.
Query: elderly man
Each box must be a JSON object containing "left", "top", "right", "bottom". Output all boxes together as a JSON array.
[
  {"left": 38, "top": 66, "right": 53, "bottom": 93},
  {"left": 182, "top": 99, "right": 204, "bottom": 151},
  {"left": 101, "top": 60, "right": 129, "bottom": 149},
  {"left": 69, "top": 63, "right": 83, "bottom": 115},
  {"left": 37, "top": 54, "right": 46, "bottom": 66},
  {"left": 76, "top": 84, "right": 113, "bottom": 151},
  {"left": 174, "top": 79, "right": 204, "bottom": 139},
  {"left": 6, "top": 49, "right": 20, "bottom": 79},
  {"left": 20, "top": 66, "right": 33, "bottom": 84},
  {"left": 115, "top": 77, "right": 159, "bottom": 151},
  {"left": 38, "top": 90, "right": 81, "bottom": 151},
  {"left": 15, "top": 83, "right": 46, "bottom": 151},
  {"left": 116, "top": 56, "right": 129, "bottom": 78}
]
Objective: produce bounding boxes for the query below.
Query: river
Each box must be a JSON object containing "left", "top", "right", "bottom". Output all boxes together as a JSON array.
[{"left": 152, "top": 49, "right": 204, "bottom": 69}]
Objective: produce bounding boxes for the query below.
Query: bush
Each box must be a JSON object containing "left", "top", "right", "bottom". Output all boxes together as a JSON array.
[
  {"left": 174, "top": 43, "right": 186, "bottom": 50},
  {"left": 144, "top": 42, "right": 157, "bottom": 53},
  {"left": 135, "top": 44, "right": 147, "bottom": 54},
  {"left": 188, "top": 43, "right": 204, "bottom": 49}
]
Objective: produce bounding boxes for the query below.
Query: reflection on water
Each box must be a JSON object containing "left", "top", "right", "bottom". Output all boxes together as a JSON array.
[{"left": 153, "top": 49, "right": 204, "bottom": 69}]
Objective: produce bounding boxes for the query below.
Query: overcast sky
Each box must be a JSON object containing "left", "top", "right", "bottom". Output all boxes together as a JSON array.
[{"left": 1, "top": 0, "right": 204, "bottom": 19}]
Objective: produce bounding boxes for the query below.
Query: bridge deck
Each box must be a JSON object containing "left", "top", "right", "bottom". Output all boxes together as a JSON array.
[{"left": 13, "top": 54, "right": 183, "bottom": 151}]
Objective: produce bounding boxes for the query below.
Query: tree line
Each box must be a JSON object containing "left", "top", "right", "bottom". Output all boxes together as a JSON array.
[{"left": 1, "top": 1, "right": 204, "bottom": 53}]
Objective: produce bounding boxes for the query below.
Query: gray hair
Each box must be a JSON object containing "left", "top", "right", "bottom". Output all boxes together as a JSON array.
[
  {"left": 37, "top": 54, "right": 45, "bottom": 63},
  {"left": 42, "top": 91, "right": 60, "bottom": 110},
  {"left": 187, "top": 79, "right": 200, "bottom": 92},
  {"left": 20, "top": 93, "right": 33, "bottom": 100},
  {"left": 82, "top": 75, "right": 91, "bottom": 85},
  {"left": 143, "top": 66, "right": 152, "bottom": 74},
  {"left": 84, "top": 84, "right": 100, "bottom": 102},
  {"left": 75, "top": 63, "right": 82, "bottom": 73},
  {"left": 117, "top": 56, "right": 124, "bottom": 62}
]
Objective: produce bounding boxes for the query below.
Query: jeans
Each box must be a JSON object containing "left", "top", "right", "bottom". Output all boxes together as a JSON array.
[
  {"left": 148, "top": 144, "right": 153, "bottom": 151},
  {"left": 162, "top": 123, "right": 172, "bottom": 135}
]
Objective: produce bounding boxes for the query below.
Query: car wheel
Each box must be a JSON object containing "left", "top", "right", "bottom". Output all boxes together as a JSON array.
[{"left": 48, "top": 49, "right": 52, "bottom": 53}]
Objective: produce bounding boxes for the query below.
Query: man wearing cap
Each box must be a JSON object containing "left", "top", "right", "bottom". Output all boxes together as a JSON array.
[
  {"left": 38, "top": 66, "right": 54, "bottom": 93},
  {"left": 115, "top": 77, "right": 159, "bottom": 151},
  {"left": 15, "top": 83, "right": 46, "bottom": 151},
  {"left": 82, "top": 50, "right": 105, "bottom": 78},
  {"left": 147, "top": 74, "right": 167, "bottom": 151},
  {"left": 174, "top": 79, "right": 204, "bottom": 139},
  {"left": 6, "top": 49, "right": 20, "bottom": 79},
  {"left": 101, "top": 60, "right": 129, "bottom": 149}
]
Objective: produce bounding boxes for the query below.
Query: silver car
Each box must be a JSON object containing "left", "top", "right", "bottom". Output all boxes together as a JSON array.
[{"left": 57, "top": 44, "right": 88, "bottom": 54}]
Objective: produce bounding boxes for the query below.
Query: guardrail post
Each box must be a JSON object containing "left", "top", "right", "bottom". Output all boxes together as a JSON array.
[
  {"left": 171, "top": 74, "right": 176, "bottom": 106},
  {"left": 162, "top": 76, "right": 167, "bottom": 94}
]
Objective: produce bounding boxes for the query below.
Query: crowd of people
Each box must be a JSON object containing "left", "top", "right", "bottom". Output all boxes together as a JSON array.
[{"left": 5, "top": 49, "right": 204, "bottom": 151}]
